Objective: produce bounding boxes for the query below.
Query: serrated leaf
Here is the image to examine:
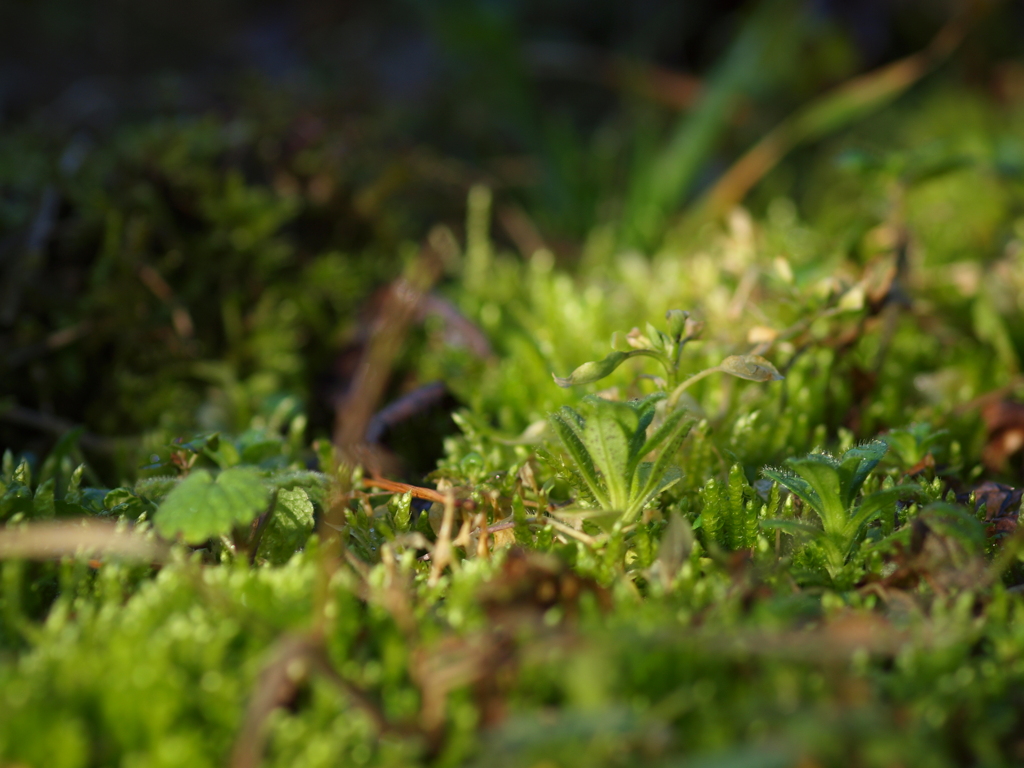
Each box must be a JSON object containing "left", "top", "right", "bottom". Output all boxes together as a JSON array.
[
  {"left": 786, "top": 454, "right": 846, "bottom": 532},
  {"left": 718, "top": 354, "right": 784, "bottom": 382},
  {"left": 581, "top": 403, "right": 634, "bottom": 510},
  {"left": 263, "top": 469, "right": 329, "bottom": 505},
  {"left": 154, "top": 468, "right": 269, "bottom": 544},
  {"left": 836, "top": 441, "right": 888, "bottom": 507},
  {"left": 133, "top": 476, "right": 178, "bottom": 505},
  {"left": 549, "top": 410, "right": 607, "bottom": 507}
]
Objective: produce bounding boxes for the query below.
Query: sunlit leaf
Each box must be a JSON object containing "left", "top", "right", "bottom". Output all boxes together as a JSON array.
[
  {"left": 718, "top": 355, "right": 784, "bottom": 383},
  {"left": 154, "top": 468, "right": 269, "bottom": 544}
]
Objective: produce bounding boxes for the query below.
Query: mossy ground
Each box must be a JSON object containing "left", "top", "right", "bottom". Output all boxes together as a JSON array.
[{"left": 5, "top": 3, "right": 1024, "bottom": 766}]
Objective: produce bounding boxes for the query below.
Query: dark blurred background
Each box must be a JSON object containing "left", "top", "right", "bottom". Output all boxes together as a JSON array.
[
  {"left": 3, "top": 0, "right": 1024, "bottom": 482},
  {"left": 5, "top": 0, "right": 1019, "bottom": 242}
]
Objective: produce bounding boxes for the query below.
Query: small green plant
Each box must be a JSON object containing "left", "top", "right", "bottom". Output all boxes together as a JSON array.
[
  {"left": 144, "top": 431, "right": 326, "bottom": 562},
  {"left": 553, "top": 310, "right": 783, "bottom": 406},
  {"left": 698, "top": 464, "right": 780, "bottom": 552},
  {"left": 879, "top": 422, "right": 949, "bottom": 473},
  {"left": 763, "top": 441, "right": 917, "bottom": 585},
  {"left": 153, "top": 467, "right": 271, "bottom": 544},
  {"left": 546, "top": 393, "right": 693, "bottom": 523}
]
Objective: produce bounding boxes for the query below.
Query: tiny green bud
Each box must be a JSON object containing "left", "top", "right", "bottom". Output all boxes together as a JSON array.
[
  {"left": 665, "top": 309, "right": 689, "bottom": 339},
  {"left": 552, "top": 351, "right": 630, "bottom": 387}
]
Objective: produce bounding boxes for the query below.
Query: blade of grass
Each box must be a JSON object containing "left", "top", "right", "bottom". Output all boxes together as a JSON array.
[
  {"left": 691, "top": 12, "right": 972, "bottom": 221},
  {"left": 622, "top": 0, "right": 802, "bottom": 248}
]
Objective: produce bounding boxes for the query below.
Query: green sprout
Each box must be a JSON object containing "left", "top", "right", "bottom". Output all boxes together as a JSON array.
[
  {"left": 553, "top": 310, "right": 783, "bottom": 407},
  {"left": 763, "top": 441, "right": 918, "bottom": 586},
  {"left": 547, "top": 393, "right": 693, "bottom": 523}
]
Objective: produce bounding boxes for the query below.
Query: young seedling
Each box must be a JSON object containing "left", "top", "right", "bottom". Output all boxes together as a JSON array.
[
  {"left": 547, "top": 393, "right": 693, "bottom": 524},
  {"left": 552, "top": 310, "right": 783, "bottom": 407},
  {"left": 763, "top": 441, "right": 917, "bottom": 586}
]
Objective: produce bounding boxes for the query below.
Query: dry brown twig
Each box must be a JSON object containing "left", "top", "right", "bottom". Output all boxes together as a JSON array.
[{"left": 0, "top": 519, "right": 169, "bottom": 563}]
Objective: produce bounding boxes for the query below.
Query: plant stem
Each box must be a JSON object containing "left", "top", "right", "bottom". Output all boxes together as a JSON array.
[{"left": 667, "top": 366, "right": 723, "bottom": 408}]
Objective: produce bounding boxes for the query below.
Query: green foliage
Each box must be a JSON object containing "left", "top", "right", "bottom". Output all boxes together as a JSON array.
[
  {"left": 697, "top": 465, "right": 772, "bottom": 552},
  {"left": 764, "top": 442, "right": 917, "bottom": 585},
  {"left": 546, "top": 393, "right": 692, "bottom": 523},
  {"left": 553, "top": 309, "right": 783, "bottom": 404},
  {"left": 879, "top": 422, "right": 950, "bottom": 472},
  {"left": 9, "top": 6, "right": 1024, "bottom": 765},
  {"left": 153, "top": 468, "right": 270, "bottom": 544}
]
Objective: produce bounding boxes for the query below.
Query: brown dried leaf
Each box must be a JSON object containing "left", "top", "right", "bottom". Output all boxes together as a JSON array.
[
  {"left": 959, "top": 481, "right": 1022, "bottom": 537},
  {"left": 981, "top": 400, "right": 1024, "bottom": 474}
]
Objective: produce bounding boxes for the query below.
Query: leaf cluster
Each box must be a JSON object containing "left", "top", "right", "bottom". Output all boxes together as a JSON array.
[{"left": 545, "top": 394, "right": 692, "bottom": 524}]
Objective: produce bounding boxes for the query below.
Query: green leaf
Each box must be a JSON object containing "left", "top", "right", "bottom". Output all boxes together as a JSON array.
[
  {"left": 552, "top": 349, "right": 663, "bottom": 387},
  {"left": 646, "top": 322, "right": 667, "bottom": 353},
  {"left": 629, "top": 403, "right": 658, "bottom": 462},
  {"left": 259, "top": 488, "right": 315, "bottom": 565},
  {"left": 635, "top": 408, "right": 693, "bottom": 472},
  {"left": 630, "top": 405, "right": 696, "bottom": 495},
  {"left": 847, "top": 484, "right": 918, "bottom": 538},
  {"left": 549, "top": 410, "right": 608, "bottom": 508},
  {"left": 388, "top": 491, "right": 413, "bottom": 533},
  {"left": 629, "top": 414, "right": 692, "bottom": 519},
  {"left": 13, "top": 458, "right": 31, "bottom": 488},
  {"left": 103, "top": 487, "right": 155, "bottom": 520},
  {"left": 1, "top": 485, "right": 34, "bottom": 521},
  {"left": 761, "top": 518, "right": 821, "bottom": 538},
  {"left": 553, "top": 351, "right": 630, "bottom": 387},
  {"left": 133, "top": 476, "right": 178, "bottom": 506},
  {"left": 631, "top": 464, "right": 683, "bottom": 517},
  {"left": 154, "top": 468, "right": 270, "bottom": 544},
  {"left": 66, "top": 464, "right": 84, "bottom": 497},
  {"left": 718, "top": 355, "right": 784, "bottom": 383},
  {"left": 785, "top": 454, "right": 846, "bottom": 533},
  {"left": 32, "top": 479, "right": 55, "bottom": 520},
  {"left": 581, "top": 401, "right": 635, "bottom": 510},
  {"left": 836, "top": 441, "right": 887, "bottom": 508},
  {"left": 762, "top": 468, "right": 818, "bottom": 515}
]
